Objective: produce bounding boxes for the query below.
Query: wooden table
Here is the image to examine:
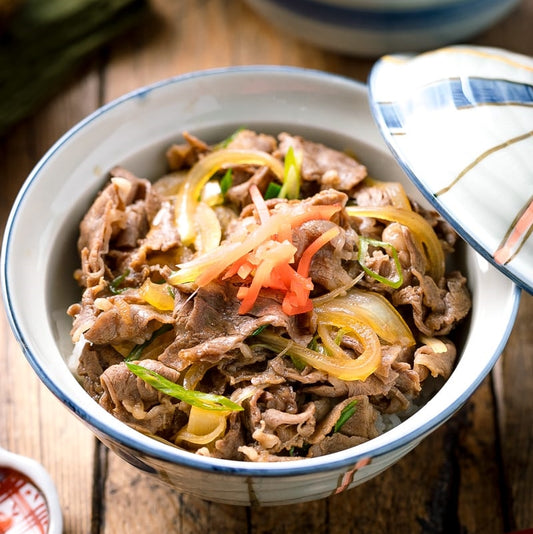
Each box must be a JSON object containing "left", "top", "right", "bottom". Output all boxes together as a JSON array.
[{"left": 1, "top": 1, "right": 532, "bottom": 532}]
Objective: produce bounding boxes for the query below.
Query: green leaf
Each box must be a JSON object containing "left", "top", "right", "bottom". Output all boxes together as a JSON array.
[
  {"left": 357, "top": 236, "right": 404, "bottom": 289},
  {"left": 125, "top": 362, "right": 244, "bottom": 412},
  {"left": 334, "top": 400, "right": 358, "bottom": 433}
]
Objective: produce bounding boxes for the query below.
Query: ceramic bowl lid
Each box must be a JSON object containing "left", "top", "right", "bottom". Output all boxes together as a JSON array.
[{"left": 368, "top": 45, "right": 533, "bottom": 293}]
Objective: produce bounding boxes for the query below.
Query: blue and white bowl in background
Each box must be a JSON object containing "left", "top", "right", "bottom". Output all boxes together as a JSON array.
[{"left": 244, "top": 0, "right": 520, "bottom": 57}]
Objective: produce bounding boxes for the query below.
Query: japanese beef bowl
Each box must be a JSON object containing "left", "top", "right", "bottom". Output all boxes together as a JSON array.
[{"left": 1, "top": 66, "right": 519, "bottom": 506}]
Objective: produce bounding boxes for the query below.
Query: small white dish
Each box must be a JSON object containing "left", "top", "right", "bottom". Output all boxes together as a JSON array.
[
  {"left": 0, "top": 446, "right": 62, "bottom": 534},
  {"left": 369, "top": 45, "right": 533, "bottom": 295}
]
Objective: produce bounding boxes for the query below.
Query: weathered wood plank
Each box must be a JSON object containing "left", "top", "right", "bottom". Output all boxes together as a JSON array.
[
  {"left": 494, "top": 292, "right": 533, "bottom": 532},
  {"left": 0, "top": 66, "right": 102, "bottom": 534},
  {"left": 456, "top": 379, "right": 506, "bottom": 534},
  {"left": 101, "top": 0, "right": 373, "bottom": 102},
  {"left": 102, "top": 448, "right": 248, "bottom": 533}
]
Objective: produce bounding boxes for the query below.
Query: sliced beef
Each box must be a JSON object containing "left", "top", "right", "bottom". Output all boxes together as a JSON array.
[
  {"left": 309, "top": 395, "right": 378, "bottom": 446},
  {"left": 83, "top": 296, "right": 174, "bottom": 345},
  {"left": 277, "top": 132, "right": 367, "bottom": 191},
  {"left": 159, "top": 283, "right": 306, "bottom": 371},
  {"left": 225, "top": 166, "right": 271, "bottom": 210},
  {"left": 100, "top": 359, "right": 186, "bottom": 437},
  {"left": 292, "top": 219, "right": 355, "bottom": 291},
  {"left": 392, "top": 270, "right": 471, "bottom": 336},
  {"left": 308, "top": 433, "right": 368, "bottom": 457},
  {"left": 127, "top": 200, "right": 182, "bottom": 270},
  {"left": 68, "top": 280, "right": 107, "bottom": 343},
  {"left": 212, "top": 412, "right": 246, "bottom": 460},
  {"left": 227, "top": 129, "right": 277, "bottom": 153},
  {"left": 413, "top": 201, "right": 458, "bottom": 254},
  {"left": 414, "top": 338, "right": 457, "bottom": 381},
  {"left": 76, "top": 169, "right": 161, "bottom": 288},
  {"left": 69, "top": 130, "right": 472, "bottom": 462},
  {"left": 76, "top": 342, "right": 124, "bottom": 400},
  {"left": 246, "top": 386, "right": 316, "bottom": 454},
  {"left": 166, "top": 131, "right": 210, "bottom": 170}
]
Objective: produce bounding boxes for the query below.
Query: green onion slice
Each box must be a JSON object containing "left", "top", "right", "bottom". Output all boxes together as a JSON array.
[
  {"left": 251, "top": 324, "right": 269, "bottom": 336},
  {"left": 264, "top": 182, "right": 282, "bottom": 200},
  {"left": 125, "top": 362, "right": 243, "bottom": 412},
  {"left": 219, "top": 168, "right": 233, "bottom": 194},
  {"left": 125, "top": 324, "right": 173, "bottom": 362},
  {"left": 357, "top": 236, "right": 403, "bottom": 289},
  {"left": 279, "top": 145, "right": 301, "bottom": 199},
  {"left": 215, "top": 127, "right": 246, "bottom": 149},
  {"left": 109, "top": 269, "right": 130, "bottom": 294},
  {"left": 334, "top": 400, "right": 358, "bottom": 433}
]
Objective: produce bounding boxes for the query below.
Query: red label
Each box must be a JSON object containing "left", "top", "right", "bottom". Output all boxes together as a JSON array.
[{"left": 0, "top": 468, "right": 49, "bottom": 534}]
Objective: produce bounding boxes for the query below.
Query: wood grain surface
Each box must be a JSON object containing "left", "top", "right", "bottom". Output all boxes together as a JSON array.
[{"left": 1, "top": 1, "right": 532, "bottom": 533}]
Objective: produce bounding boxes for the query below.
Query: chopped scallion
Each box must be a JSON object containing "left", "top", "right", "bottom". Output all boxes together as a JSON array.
[
  {"left": 220, "top": 168, "right": 233, "bottom": 194},
  {"left": 334, "top": 327, "right": 350, "bottom": 345},
  {"left": 125, "top": 324, "right": 173, "bottom": 362},
  {"left": 357, "top": 236, "right": 403, "bottom": 289},
  {"left": 215, "top": 127, "right": 246, "bottom": 149},
  {"left": 125, "top": 362, "right": 243, "bottom": 412},
  {"left": 279, "top": 146, "right": 301, "bottom": 199},
  {"left": 109, "top": 269, "right": 130, "bottom": 294},
  {"left": 334, "top": 400, "right": 358, "bottom": 433},
  {"left": 251, "top": 324, "right": 269, "bottom": 336},
  {"left": 264, "top": 182, "right": 282, "bottom": 199}
]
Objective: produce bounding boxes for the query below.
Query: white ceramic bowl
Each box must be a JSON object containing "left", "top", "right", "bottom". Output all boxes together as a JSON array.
[
  {"left": 244, "top": 0, "right": 520, "bottom": 57},
  {"left": 1, "top": 66, "right": 520, "bottom": 506}
]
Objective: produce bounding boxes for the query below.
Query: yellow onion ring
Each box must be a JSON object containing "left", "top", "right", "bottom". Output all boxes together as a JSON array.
[
  {"left": 257, "top": 315, "right": 381, "bottom": 382},
  {"left": 175, "top": 148, "right": 285, "bottom": 245},
  {"left": 175, "top": 406, "right": 229, "bottom": 445},
  {"left": 315, "top": 288, "right": 415, "bottom": 347},
  {"left": 345, "top": 205, "right": 445, "bottom": 281}
]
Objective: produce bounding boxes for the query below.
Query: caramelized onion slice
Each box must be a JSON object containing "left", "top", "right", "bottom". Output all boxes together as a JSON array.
[
  {"left": 315, "top": 288, "right": 415, "bottom": 347},
  {"left": 138, "top": 279, "right": 175, "bottom": 311},
  {"left": 175, "top": 406, "right": 229, "bottom": 445},
  {"left": 257, "top": 315, "right": 381, "bottom": 382},
  {"left": 175, "top": 148, "right": 284, "bottom": 245}
]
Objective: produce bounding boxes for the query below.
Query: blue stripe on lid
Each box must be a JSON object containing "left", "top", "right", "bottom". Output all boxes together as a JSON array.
[{"left": 377, "top": 77, "right": 533, "bottom": 131}]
